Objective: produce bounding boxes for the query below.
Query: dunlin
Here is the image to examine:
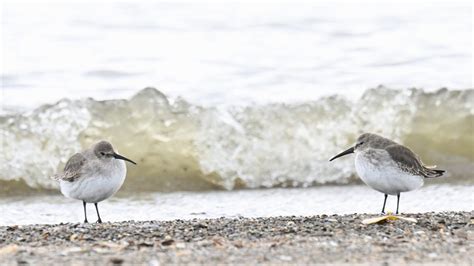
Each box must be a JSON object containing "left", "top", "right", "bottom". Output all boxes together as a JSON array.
[
  {"left": 330, "top": 133, "right": 444, "bottom": 214},
  {"left": 53, "top": 141, "right": 136, "bottom": 223}
]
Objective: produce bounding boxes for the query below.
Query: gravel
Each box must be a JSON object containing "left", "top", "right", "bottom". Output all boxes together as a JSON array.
[{"left": 0, "top": 211, "right": 472, "bottom": 265}]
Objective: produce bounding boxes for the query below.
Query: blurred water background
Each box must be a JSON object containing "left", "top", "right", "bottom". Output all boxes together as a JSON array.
[{"left": 1, "top": 2, "right": 472, "bottom": 224}]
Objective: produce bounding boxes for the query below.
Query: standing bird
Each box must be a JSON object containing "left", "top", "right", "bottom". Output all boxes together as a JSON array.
[
  {"left": 53, "top": 140, "right": 136, "bottom": 223},
  {"left": 329, "top": 133, "right": 444, "bottom": 214}
]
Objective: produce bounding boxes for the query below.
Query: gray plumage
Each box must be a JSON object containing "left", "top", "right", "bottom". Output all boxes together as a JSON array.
[
  {"left": 356, "top": 133, "right": 445, "bottom": 178},
  {"left": 52, "top": 140, "right": 136, "bottom": 223},
  {"left": 53, "top": 140, "right": 136, "bottom": 182},
  {"left": 330, "top": 132, "right": 445, "bottom": 214},
  {"left": 54, "top": 153, "right": 87, "bottom": 182},
  {"left": 385, "top": 144, "right": 444, "bottom": 178}
]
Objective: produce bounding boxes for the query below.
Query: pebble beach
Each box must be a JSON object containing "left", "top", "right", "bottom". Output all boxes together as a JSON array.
[
  {"left": 0, "top": 212, "right": 472, "bottom": 265},
  {"left": 2, "top": 3, "right": 472, "bottom": 266}
]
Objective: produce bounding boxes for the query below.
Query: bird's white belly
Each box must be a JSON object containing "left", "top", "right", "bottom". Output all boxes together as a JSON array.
[
  {"left": 355, "top": 151, "right": 423, "bottom": 195},
  {"left": 60, "top": 160, "right": 126, "bottom": 203}
]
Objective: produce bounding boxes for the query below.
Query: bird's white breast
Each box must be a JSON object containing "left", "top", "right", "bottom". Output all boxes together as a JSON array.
[
  {"left": 60, "top": 159, "right": 127, "bottom": 203},
  {"left": 354, "top": 149, "right": 423, "bottom": 195}
]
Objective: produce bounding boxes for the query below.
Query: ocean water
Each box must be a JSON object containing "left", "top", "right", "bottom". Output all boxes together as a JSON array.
[
  {"left": 1, "top": 87, "right": 473, "bottom": 192},
  {"left": 2, "top": 3, "right": 471, "bottom": 111},
  {"left": 1, "top": 3, "right": 473, "bottom": 224},
  {"left": 0, "top": 185, "right": 472, "bottom": 225}
]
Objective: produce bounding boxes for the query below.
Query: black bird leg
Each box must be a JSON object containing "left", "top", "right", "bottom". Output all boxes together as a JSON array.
[
  {"left": 83, "top": 201, "right": 88, "bottom": 223},
  {"left": 396, "top": 193, "right": 400, "bottom": 214},
  {"left": 94, "top": 203, "right": 103, "bottom": 223},
  {"left": 381, "top": 194, "right": 388, "bottom": 214}
]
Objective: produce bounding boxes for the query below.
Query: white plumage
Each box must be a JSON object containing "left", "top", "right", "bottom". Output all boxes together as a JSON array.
[
  {"left": 330, "top": 133, "right": 444, "bottom": 214},
  {"left": 60, "top": 158, "right": 126, "bottom": 203},
  {"left": 355, "top": 149, "right": 424, "bottom": 196},
  {"left": 53, "top": 140, "right": 136, "bottom": 223}
]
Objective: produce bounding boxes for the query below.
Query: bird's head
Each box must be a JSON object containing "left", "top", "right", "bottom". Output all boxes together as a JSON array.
[
  {"left": 93, "top": 140, "right": 136, "bottom": 165},
  {"left": 329, "top": 133, "right": 375, "bottom": 161}
]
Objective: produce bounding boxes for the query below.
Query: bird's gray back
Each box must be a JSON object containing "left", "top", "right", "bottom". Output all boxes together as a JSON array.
[
  {"left": 54, "top": 152, "right": 87, "bottom": 182},
  {"left": 359, "top": 133, "right": 398, "bottom": 149}
]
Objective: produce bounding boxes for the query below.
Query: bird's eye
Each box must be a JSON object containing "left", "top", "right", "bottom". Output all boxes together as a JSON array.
[{"left": 100, "top": 152, "right": 105, "bottom": 156}]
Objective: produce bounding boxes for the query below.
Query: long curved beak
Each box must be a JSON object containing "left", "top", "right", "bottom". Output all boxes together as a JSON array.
[
  {"left": 329, "top": 146, "right": 354, "bottom": 161},
  {"left": 113, "top": 153, "right": 137, "bottom": 165}
]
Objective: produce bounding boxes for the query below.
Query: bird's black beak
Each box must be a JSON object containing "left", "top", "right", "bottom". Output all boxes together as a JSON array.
[
  {"left": 113, "top": 153, "right": 137, "bottom": 165},
  {"left": 329, "top": 146, "right": 354, "bottom": 161}
]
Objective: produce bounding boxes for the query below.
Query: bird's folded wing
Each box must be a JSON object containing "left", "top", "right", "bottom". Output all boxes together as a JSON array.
[
  {"left": 386, "top": 144, "right": 422, "bottom": 172},
  {"left": 386, "top": 144, "right": 443, "bottom": 178},
  {"left": 52, "top": 153, "right": 86, "bottom": 182}
]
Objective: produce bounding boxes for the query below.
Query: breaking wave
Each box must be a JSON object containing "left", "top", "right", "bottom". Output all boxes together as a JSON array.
[{"left": 1, "top": 87, "right": 473, "bottom": 193}]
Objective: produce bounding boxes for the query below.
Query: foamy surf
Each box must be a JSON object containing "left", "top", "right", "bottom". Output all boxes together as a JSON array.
[{"left": 1, "top": 87, "right": 472, "bottom": 193}]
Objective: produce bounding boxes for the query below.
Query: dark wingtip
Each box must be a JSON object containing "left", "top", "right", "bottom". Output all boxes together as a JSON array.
[
  {"left": 425, "top": 169, "right": 445, "bottom": 178},
  {"left": 434, "top": 169, "right": 445, "bottom": 176}
]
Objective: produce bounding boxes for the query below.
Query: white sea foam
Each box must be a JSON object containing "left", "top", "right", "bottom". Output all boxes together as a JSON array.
[{"left": 0, "top": 87, "right": 472, "bottom": 193}]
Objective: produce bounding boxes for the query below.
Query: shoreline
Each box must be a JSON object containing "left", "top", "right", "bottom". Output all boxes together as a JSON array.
[
  {"left": 1, "top": 185, "right": 473, "bottom": 226},
  {"left": 0, "top": 212, "right": 472, "bottom": 265}
]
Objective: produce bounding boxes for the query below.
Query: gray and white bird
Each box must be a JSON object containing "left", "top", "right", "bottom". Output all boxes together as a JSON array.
[
  {"left": 330, "top": 133, "right": 444, "bottom": 214},
  {"left": 53, "top": 140, "right": 136, "bottom": 223}
]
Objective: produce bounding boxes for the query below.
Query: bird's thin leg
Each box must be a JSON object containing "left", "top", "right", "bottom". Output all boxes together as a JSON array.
[
  {"left": 94, "top": 203, "right": 102, "bottom": 223},
  {"left": 396, "top": 193, "right": 400, "bottom": 215},
  {"left": 381, "top": 194, "right": 388, "bottom": 214},
  {"left": 83, "top": 201, "right": 88, "bottom": 223}
]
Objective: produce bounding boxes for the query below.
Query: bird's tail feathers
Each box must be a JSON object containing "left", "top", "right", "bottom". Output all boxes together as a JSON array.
[{"left": 424, "top": 168, "right": 445, "bottom": 178}]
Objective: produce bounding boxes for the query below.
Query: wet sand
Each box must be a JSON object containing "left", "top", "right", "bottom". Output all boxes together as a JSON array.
[{"left": 0, "top": 212, "right": 472, "bottom": 265}]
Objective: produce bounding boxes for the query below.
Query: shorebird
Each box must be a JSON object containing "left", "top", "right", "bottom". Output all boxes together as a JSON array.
[
  {"left": 329, "top": 133, "right": 444, "bottom": 214},
  {"left": 53, "top": 140, "right": 136, "bottom": 223}
]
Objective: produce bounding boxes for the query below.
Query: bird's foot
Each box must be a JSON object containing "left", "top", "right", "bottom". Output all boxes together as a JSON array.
[
  {"left": 96, "top": 219, "right": 102, "bottom": 224},
  {"left": 84, "top": 219, "right": 89, "bottom": 223}
]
